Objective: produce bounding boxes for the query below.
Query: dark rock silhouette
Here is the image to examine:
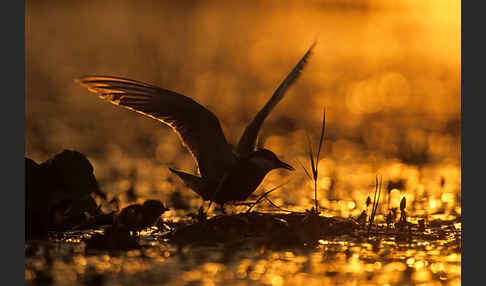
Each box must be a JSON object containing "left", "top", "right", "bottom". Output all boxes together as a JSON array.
[{"left": 25, "top": 150, "right": 102, "bottom": 239}]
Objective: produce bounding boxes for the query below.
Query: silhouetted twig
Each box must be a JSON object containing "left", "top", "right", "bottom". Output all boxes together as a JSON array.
[
  {"left": 367, "top": 175, "right": 383, "bottom": 236},
  {"left": 245, "top": 181, "right": 291, "bottom": 213},
  {"left": 263, "top": 197, "right": 296, "bottom": 213}
]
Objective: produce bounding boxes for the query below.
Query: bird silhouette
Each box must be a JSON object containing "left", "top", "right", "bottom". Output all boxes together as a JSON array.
[
  {"left": 115, "top": 200, "right": 169, "bottom": 232},
  {"left": 76, "top": 43, "right": 315, "bottom": 209}
]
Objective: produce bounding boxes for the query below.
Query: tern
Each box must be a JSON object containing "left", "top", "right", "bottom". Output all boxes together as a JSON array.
[{"left": 76, "top": 43, "right": 315, "bottom": 209}]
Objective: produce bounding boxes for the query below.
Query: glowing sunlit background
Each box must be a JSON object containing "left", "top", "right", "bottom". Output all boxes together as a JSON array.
[{"left": 25, "top": 0, "right": 460, "bottom": 285}]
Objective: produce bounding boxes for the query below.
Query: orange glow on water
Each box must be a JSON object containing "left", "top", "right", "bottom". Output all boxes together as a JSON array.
[{"left": 26, "top": 0, "right": 460, "bottom": 285}]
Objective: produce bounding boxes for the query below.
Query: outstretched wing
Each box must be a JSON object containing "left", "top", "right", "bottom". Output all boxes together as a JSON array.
[
  {"left": 235, "top": 43, "right": 316, "bottom": 157},
  {"left": 75, "top": 76, "right": 236, "bottom": 180}
]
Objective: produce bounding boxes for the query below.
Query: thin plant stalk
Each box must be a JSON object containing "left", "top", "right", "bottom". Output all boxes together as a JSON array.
[
  {"left": 263, "top": 197, "right": 295, "bottom": 213},
  {"left": 367, "top": 175, "right": 383, "bottom": 236},
  {"left": 245, "top": 181, "right": 291, "bottom": 213},
  {"left": 313, "top": 110, "right": 326, "bottom": 215},
  {"left": 306, "top": 132, "right": 318, "bottom": 214},
  {"left": 300, "top": 109, "right": 326, "bottom": 216}
]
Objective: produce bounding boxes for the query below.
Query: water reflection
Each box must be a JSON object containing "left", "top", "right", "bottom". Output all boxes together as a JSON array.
[{"left": 25, "top": 220, "right": 461, "bottom": 285}]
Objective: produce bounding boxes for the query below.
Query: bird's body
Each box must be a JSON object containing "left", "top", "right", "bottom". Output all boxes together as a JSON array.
[
  {"left": 116, "top": 200, "right": 168, "bottom": 232},
  {"left": 169, "top": 149, "right": 293, "bottom": 205},
  {"left": 76, "top": 44, "right": 315, "bottom": 207}
]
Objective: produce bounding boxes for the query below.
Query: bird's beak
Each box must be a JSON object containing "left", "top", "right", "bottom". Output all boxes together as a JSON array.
[{"left": 278, "top": 160, "right": 295, "bottom": 171}]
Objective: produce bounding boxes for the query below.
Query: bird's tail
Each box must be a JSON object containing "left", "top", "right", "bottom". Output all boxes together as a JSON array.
[{"left": 168, "top": 168, "right": 208, "bottom": 199}]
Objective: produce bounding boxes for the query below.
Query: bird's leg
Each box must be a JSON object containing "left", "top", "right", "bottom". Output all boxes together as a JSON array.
[
  {"left": 208, "top": 172, "right": 229, "bottom": 211},
  {"left": 219, "top": 203, "right": 227, "bottom": 214},
  {"left": 198, "top": 204, "right": 207, "bottom": 222}
]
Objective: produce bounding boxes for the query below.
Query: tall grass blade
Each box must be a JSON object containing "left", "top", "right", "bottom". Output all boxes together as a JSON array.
[
  {"left": 306, "top": 132, "right": 317, "bottom": 180},
  {"left": 297, "top": 159, "right": 313, "bottom": 181},
  {"left": 316, "top": 110, "right": 326, "bottom": 164},
  {"left": 367, "top": 174, "right": 383, "bottom": 236}
]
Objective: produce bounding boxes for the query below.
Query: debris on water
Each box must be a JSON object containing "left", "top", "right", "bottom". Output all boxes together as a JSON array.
[
  {"left": 356, "top": 210, "right": 367, "bottom": 227},
  {"left": 386, "top": 207, "right": 399, "bottom": 231},
  {"left": 386, "top": 179, "right": 406, "bottom": 192},
  {"left": 400, "top": 196, "right": 407, "bottom": 211},
  {"left": 396, "top": 197, "right": 408, "bottom": 231},
  {"left": 164, "top": 212, "right": 359, "bottom": 249},
  {"left": 418, "top": 219, "right": 426, "bottom": 232}
]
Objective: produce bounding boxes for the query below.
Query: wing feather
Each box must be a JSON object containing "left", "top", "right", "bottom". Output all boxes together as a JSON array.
[
  {"left": 236, "top": 43, "right": 316, "bottom": 156},
  {"left": 76, "top": 76, "right": 236, "bottom": 179}
]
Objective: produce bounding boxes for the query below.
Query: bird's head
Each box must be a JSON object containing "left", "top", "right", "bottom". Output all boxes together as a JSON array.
[{"left": 247, "top": 149, "right": 295, "bottom": 172}]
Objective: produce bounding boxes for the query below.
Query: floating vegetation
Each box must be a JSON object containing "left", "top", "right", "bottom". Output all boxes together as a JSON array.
[{"left": 163, "top": 212, "right": 358, "bottom": 249}]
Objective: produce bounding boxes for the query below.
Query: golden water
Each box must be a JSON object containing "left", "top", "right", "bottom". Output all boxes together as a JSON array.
[{"left": 25, "top": 1, "right": 460, "bottom": 285}]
